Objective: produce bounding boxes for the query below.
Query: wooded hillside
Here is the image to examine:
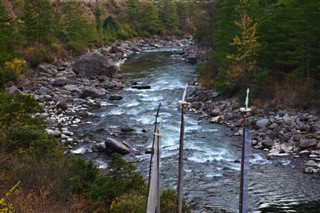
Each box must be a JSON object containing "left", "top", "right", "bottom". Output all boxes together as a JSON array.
[{"left": 196, "top": 0, "right": 320, "bottom": 109}]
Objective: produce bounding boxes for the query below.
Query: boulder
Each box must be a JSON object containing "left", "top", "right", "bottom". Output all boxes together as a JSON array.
[
  {"left": 81, "top": 87, "right": 106, "bottom": 98},
  {"left": 109, "top": 95, "right": 123, "bottom": 101},
  {"left": 256, "top": 119, "right": 270, "bottom": 129},
  {"left": 186, "top": 55, "right": 197, "bottom": 64},
  {"left": 72, "top": 52, "right": 120, "bottom": 77},
  {"left": 52, "top": 77, "right": 69, "bottom": 86},
  {"left": 299, "top": 138, "right": 317, "bottom": 149},
  {"left": 121, "top": 126, "right": 135, "bottom": 132},
  {"left": 105, "top": 137, "right": 130, "bottom": 154},
  {"left": 132, "top": 85, "right": 151, "bottom": 90},
  {"left": 6, "top": 85, "right": 22, "bottom": 94}
]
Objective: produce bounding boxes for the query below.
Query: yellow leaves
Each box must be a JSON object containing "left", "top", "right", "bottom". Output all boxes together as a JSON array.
[
  {"left": 0, "top": 181, "right": 20, "bottom": 213},
  {"left": 4, "top": 58, "right": 28, "bottom": 80}
]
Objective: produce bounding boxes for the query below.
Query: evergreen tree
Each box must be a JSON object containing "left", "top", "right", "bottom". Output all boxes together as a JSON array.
[
  {"left": 158, "top": 0, "right": 178, "bottom": 34},
  {"left": 58, "top": 1, "right": 96, "bottom": 54},
  {"left": 219, "top": 0, "right": 260, "bottom": 93},
  {"left": 0, "top": 3, "right": 15, "bottom": 64},
  {"left": 136, "top": 2, "right": 160, "bottom": 36},
  {"left": 22, "top": 0, "right": 57, "bottom": 45}
]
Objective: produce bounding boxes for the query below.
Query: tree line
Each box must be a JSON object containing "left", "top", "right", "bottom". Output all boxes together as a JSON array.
[
  {"left": 0, "top": 0, "right": 197, "bottom": 88},
  {"left": 196, "top": 0, "right": 320, "bottom": 108}
]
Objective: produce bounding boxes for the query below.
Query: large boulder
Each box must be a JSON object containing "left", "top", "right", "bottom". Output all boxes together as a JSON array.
[
  {"left": 72, "top": 52, "right": 120, "bottom": 77},
  {"left": 105, "top": 137, "right": 130, "bottom": 154}
]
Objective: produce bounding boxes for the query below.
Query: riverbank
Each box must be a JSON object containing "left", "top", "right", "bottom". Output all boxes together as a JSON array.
[
  {"left": 186, "top": 87, "right": 320, "bottom": 175},
  {"left": 5, "top": 36, "right": 196, "bottom": 151}
]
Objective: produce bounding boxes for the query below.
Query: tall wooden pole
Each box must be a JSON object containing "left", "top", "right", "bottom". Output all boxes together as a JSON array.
[
  {"left": 239, "top": 89, "right": 251, "bottom": 213},
  {"left": 177, "top": 103, "right": 185, "bottom": 213},
  {"left": 177, "top": 84, "right": 188, "bottom": 213}
]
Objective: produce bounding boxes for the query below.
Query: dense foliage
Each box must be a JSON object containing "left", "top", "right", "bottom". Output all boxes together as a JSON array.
[
  {"left": 196, "top": 0, "right": 320, "bottom": 108},
  {"left": 0, "top": 0, "right": 196, "bottom": 83}
]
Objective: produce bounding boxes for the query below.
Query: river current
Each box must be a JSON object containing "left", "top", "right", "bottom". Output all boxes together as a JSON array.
[{"left": 70, "top": 46, "right": 320, "bottom": 212}]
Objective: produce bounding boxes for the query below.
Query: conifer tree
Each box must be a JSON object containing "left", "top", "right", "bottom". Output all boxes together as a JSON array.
[
  {"left": 158, "top": 0, "right": 178, "bottom": 33},
  {"left": 22, "top": 0, "right": 57, "bottom": 45},
  {"left": 223, "top": 0, "right": 260, "bottom": 91}
]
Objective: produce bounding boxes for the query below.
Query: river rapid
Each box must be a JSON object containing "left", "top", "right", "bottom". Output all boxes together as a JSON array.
[{"left": 70, "top": 46, "right": 320, "bottom": 212}]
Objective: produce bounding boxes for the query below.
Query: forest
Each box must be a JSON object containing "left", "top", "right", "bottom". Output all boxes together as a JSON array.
[
  {"left": 1, "top": 0, "right": 319, "bottom": 212},
  {"left": 196, "top": 0, "right": 320, "bottom": 109}
]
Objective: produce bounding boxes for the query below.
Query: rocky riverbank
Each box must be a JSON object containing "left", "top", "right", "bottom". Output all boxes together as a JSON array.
[
  {"left": 5, "top": 36, "right": 199, "bottom": 153},
  {"left": 187, "top": 88, "right": 320, "bottom": 174}
]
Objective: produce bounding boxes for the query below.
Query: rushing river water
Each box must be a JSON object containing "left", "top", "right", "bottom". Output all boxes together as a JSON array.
[{"left": 71, "top": 46, "right": 320, "bottom": 212}]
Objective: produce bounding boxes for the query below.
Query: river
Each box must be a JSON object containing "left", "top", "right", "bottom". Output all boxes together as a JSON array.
[{"left": 70, "top": 45, "right": 320, "bottom": 212}]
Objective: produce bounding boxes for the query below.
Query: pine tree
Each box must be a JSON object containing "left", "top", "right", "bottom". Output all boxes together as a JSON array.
[
  {"left": 158, "top": 0, "right": 178, "bottom": 34},
  {"left": 58, "top": 1, "right": 96, "bottom": 54},
  {"left": 22, "top": 0, "right": 57, "bottom": 45},
  {"left": 223, "top": 0, "right": 260, "bottom": 91}
]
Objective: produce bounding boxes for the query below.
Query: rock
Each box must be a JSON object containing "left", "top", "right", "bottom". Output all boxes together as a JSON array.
[
  {"left": 299, "top": 138, "right": 317, "bottom": 149},
  {"left": 52, "top": 77, "right": 69, "bottom": 86},
  {"left": 109, "top": 95, "right": 123, "bottom": 101},
  {"left": 37, "top": 86, "right": 53, "bottom": 96},
  {"left": 190, "top": 102, "right": 202, "bottom": 110},
  {"left": 280, "top": 143, "right": 293, "bottom": 153},
  {"left": 132, "top": 85, "right": 151, "bottom": 90},
  {"left": 92, "top": 142, "right": 106, "bottom": 152},
  {"left": 261, "top": 138, "right": 274, "bottom": 149},
  {"left": 210, "top": 108, "right": 221, "bottom": 117},
  {"left": 292, "top": 134, "right": 302, "bottom": 142},
  {"left": 304, "top": 160, "right": 319, "bottom": 167},
  {"left": 121, "top": 126, "right": 135, "bottom": 132},
  {"left": 186, "top": 55, "right": 197, "bottom": 64},
  {"left": 210, "top": 116, "right": 223, "bottom": 123},
  {"left": 256, "top": 119, "right": 270, "bottom": 129},
  {"left": 81, "top": 87, "right": 106, "bottom": 98},
  {"left": 46, "top": 129, "right": 61, "bottom": 137},
  {"left": 105, "top": 137, "right": 130, "bottom": 154},
  {"left": 63, "top": 84, "right": 81, "bottom": 93},
  {"left": 56, "top": 101, "right": 68, "bottom": 111},
  {"left": 73, "top": 52, "right": 120, "bottom": 77},
  {"left": 6, "top": 85, "right": 22, "bottom": 94},
  {"left": 303, "top": 167, "right": 317, "bottom": 174}
]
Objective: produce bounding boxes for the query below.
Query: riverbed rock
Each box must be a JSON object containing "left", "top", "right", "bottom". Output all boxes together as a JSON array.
[
  {"left": 121, "top": 126, "right": 135, "bottom": 132},
  {"left": 81, "top": 87, "right": 106, "bottom": 98},
  {"left": 109, "top": 94, "right": 123, "bottom": 101},
  {"left": 256, "top": 118, "right": 270, "bottom": 129},
  {"left": 299, "top": 138, "right": 317, "bottom": 149},
  {"left": 132, "top": 85, "right": 151, "bottom": 90},
  {"left": 105, "top": 137, "right": 130, "bottom": 154},
  {"left": 73, "top": 52, "right": 120, "bottom": 77}
]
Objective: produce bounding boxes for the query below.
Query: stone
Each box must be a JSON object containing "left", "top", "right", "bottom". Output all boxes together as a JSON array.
[
  {"left": 6, "top": 85, "right": 22, "bottom": 94},
  {"left": 262, "top": 138, "right": 274, "bottom": 149},
  {"left": 304, "top": 160, "right": 319, "bottom": 167},
  {"left": 38, "top": 86, "right": 53, "bottom": 96},
  {"left": 280, "top": 143, "right": 294, "bottom": 153},
  {"left": 304, "top": 167, "right": 317, "bottom": 174},
  {"left": 92, "top": 142, "right": 106, "bottom": 152},
  {"left": 256, "top": 118, "right": 270, "bottom": 129},
  {"left": 109, "top": 95, "right": 123, "bottom": 101},
  {"left": 121, "top": 126, "right": 135, "bottom": 132},
  {"left": 186, "top": 55, "right": 197, "bottom": 64},
  {"left": 73, "top": 52, "right": 120, "bottom": 77},
  {"left": 132, "top": 85, "right": 151, "bottom": 90},
  {"left": 52, "top": 77, "right": 69, "bottom": 86},
  {"left": 191, "top": 102, "right": 202, "bottom": 110},
  {"left": 299, "top": 138, "right": 317, "bottom": 149},
  {"left": 105, "top": 137, "right": 130, "bottom": 154},
  {"left": 63, "top": 84, "right": 81, "bottom": 93},
  {"left": 210, "top": 116, "right": 223, "bottom": 123},
  {"left": 81, "top": 87, "right": 106, "bottom": 98},
  {"left": 210, "top": 108, "right": 221, "bottom": 117}
]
